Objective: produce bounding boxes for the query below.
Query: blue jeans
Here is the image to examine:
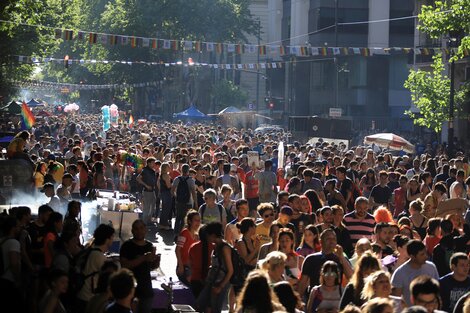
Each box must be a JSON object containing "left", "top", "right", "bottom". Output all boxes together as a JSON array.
[{"left": 196, "top": 282, "right": 230, "bottom": 313}]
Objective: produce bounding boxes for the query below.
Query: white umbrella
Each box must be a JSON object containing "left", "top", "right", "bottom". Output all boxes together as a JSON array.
[{"left": 364, "top": 133, "right": 415, "bottom": 153}]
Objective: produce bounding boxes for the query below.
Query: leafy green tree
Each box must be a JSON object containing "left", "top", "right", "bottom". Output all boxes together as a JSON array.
[
  {"left": 0, "top": 0, "right": 80, "bottom": 103},
  {"left": 418, "top": 0, "right": 469, "bottom": 59},
  {"left": 211, "top": 79, "right": 248, "bottom": 111},
  {"left": 404, "top": 54, "right": 467, "bottom": 133},
  {"left": 41, "top": 0, "right": 258, "bottom": 113}
]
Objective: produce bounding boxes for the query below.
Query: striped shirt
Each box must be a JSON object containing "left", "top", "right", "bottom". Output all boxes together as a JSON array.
[{"left": 343, "top": 212, "right": 376, "bottom": 244}]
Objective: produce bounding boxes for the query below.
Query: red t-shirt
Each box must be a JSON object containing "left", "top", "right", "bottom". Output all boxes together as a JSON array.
[
  {"left": 236, "top": 167, "right": 246, "bottom": 184},
  {"left": 177, "top": 228, "right": 198, "bottom": 265},
  {"left": 243, "top": 170, "right": 259, "bottom": 199},
  {"left": 393, "top": 187, "right": 406, "bottom": 217},
  {"left": 188, "top": 241, "right": 215, "bottom": 281},
  {"left": 170, "top": 169, "right": 181, "bottom": 180}
]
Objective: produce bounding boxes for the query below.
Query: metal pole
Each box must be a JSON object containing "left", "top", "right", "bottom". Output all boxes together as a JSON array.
[
  {"left": 335, "top": 0, "right": 338, "bottom": 47},
  {"left": 256, "top": 19, "right": 261, "bottom": 113},
  {"left": 448, "top": 58, "right": 455, "bottom": 157},
  {"left": 335, "top": 58, "right": 338, "bottom": 109}
]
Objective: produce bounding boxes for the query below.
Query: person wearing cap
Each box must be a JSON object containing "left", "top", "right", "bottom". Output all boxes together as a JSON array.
[{"left": 50, "top": 159, "right": 65, "bottom": 185}]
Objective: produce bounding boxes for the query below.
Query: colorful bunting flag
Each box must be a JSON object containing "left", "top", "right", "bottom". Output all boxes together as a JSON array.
[
  {"left": 63, "top": 30, "right": 73, "bottom": 40},
  {"left": 206, "top": 42, "right": 214, "bottom": 52},
  {"left": 171, "top": 40, "right": 180, "bottom": 51},
  {"left": 99, "top": 34, "right": 108, "bottom": 45},
  {"left": 184, "top": 40, "right": 193, "bottom": 50},
  {"left": 227, "top": 44, "right": 235, "bottom": 53},
  {"left": 246, "top": 45, "right": 256, "bottom": 54},
  {"left": 89, "top": 33, "right": 97, "bottom": 44},
  {"left": 216, "top": 43, "right": 223, "bottom": 54},
  {"left": 259, "top": 45, "right": 267, "bottom": 55},
  {"left": 130, "top": 37, "right": 137, "bottom": 48},
  {"left": 142, "top": 38, "right": 150, "bottom": 48}
]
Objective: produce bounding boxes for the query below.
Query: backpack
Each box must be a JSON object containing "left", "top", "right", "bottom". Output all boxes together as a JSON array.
[
  {"left": 176, "top": 176, "right": 191, "bottom": 203},
  {"left": 69, "top": 247, "right": 101, "bottom": 294},
  {"left": 200, "top": 203, "right": 224, "bottom": 223},
  {"left": 217, "top": 243, "right": 248, "bottom": 287}
]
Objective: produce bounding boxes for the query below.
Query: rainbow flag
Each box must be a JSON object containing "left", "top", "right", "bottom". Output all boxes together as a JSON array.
[
  {"left": 21, "top": 101, "right": 35, "bottom": 129},
  {"left": 129, "top": 114, "right": 134, "bottom": 128}
]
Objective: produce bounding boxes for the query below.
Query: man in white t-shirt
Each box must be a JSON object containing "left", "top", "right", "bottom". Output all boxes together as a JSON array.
[{"left": 391, "top": 240, "right": 439, "bottom": 306}]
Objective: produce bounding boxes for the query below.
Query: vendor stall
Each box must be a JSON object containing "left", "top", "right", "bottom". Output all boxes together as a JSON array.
[{"left": 95, "top": 190, "right": 141, "bottom": 242}]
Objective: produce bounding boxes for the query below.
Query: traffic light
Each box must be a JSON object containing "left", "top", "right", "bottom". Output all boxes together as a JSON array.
[{"left": 269, "top": 102, "right": 274, "bottom": 109}]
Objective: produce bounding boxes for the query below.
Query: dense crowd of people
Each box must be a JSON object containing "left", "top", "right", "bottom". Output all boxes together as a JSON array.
[{"left": 1, "top": 113, "right": 470, "bottom": 313}]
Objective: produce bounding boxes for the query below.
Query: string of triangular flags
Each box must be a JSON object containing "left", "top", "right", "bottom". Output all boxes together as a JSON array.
[
  {"left": 52, "top": 29, "right": 470, "bottom": 57},
  {"left": 11, "top": 79, "right": 159, "bottom": 91},
  {"left": 14, "top": 55, "right": 284, "bottom": 69}
]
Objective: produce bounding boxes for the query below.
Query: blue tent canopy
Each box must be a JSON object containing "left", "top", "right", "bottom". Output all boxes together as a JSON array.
[
  {"left": 27, "top": 99, "right": 44, "bottom": 107},
  {"left": 173, "top": 105, "right": 211, "bottom": 119}
]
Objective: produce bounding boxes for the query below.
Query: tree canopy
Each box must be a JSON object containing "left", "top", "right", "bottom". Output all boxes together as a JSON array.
[
  {"left": 418, "top": 0, "right": 470, "bottom": 59},
  {"left": 0, "top": 0, "right": 258, "bottom": 110},
  {"left": 404, "top": 55, "right": 467, "bottom": 133}
]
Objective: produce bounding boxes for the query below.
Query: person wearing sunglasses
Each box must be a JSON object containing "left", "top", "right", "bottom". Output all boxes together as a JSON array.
[
  {"left": 256, "top": 203, "right": 275, "bottom": 246},
  {"left": 307, "top": 261, "right": 342, "bottom": 313},
  {"left": 410, "top": 276, "right": 445, "bottom": 313}
]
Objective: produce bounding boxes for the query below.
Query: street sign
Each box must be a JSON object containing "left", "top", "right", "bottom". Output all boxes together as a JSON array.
[
  {"left": 329, "top": 108, "right": 342, "bottom": 117},
  {"left": 248, "top": 103, "right": 254, "bottom": 110}
]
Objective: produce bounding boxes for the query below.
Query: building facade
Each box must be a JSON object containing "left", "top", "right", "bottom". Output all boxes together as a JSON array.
[{"left": 269, "top": 0, "right": 416, "bottom": 133}]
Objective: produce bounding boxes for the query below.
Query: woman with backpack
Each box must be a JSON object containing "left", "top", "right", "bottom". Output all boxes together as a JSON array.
[{"left": 196, "top": 222, "right": 233, "bottom": 313}]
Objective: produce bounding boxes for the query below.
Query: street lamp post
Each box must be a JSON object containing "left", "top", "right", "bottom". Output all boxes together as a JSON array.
[
  {"left": 256, "top": 19, "right": 261, "bottom": 113},
  {"left": 447, "top": 35, "right": 458, "bottom": 157},
  {"left": 448, "top": 55, "right": 455, "bottom": 157}
]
